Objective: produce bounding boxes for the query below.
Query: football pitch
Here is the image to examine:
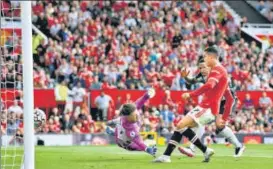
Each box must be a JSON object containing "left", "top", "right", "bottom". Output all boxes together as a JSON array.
[
  {"left": 2, "top": 145, "right": 273, "bottom": 169},
  {"left": 34, "top": 145, "right": 273, "bottom": 169}
]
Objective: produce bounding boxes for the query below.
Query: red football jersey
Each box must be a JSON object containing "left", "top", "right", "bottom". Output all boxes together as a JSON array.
[{"left": 190, "top": 64, "right": 229, "bottom": 116}]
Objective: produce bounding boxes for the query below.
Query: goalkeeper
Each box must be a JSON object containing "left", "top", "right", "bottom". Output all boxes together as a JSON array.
[{"left": 106, "top": 88, "right": 157, "bottom": 157}]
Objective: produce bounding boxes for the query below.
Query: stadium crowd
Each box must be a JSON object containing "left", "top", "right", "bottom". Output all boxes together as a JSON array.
[
  {"left": 1, "top": 1, "right": 273, "bottom": 135},
  {"left": 29, "top": 1, "right": 273, "bottom": 91},
  {"left": 252, "top": 0, "right": 273, "bottom": 22}
]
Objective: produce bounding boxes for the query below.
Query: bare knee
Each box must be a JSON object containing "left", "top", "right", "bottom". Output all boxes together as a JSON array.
[{"left": 176, "top": 115, "right": 197, "bottom": 130}]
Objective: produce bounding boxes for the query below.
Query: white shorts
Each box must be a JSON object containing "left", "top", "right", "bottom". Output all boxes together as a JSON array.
[{"left": 187, "top": 106, "right": 215, "bottom": 126}]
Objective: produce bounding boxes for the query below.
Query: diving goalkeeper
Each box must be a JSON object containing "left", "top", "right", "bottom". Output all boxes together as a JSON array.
[{"left": 106, "top": 88, "right": 157, "bottom": 157}]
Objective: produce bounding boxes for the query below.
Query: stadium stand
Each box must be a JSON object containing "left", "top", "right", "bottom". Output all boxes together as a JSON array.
[{"left": 247, "top": 0, "right": 273, "bottom": 23}]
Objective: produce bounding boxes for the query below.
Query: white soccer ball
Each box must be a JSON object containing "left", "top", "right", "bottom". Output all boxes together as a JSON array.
[{"left": 34, "top": 108, "right": 46, "bottom": 128}]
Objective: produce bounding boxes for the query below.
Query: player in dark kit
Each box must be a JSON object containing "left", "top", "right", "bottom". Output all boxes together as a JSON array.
[
  {"left": 154, "top": 46, "right": 231, "bottom": 163},
  {"left": 178, "top": 55, "right": 245, "bottom": 158}
]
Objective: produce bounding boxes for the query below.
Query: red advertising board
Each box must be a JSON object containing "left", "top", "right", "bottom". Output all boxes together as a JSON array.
[
  {"left": 243, "top": 135, "right": 262, "bottom": 144},
  {"left": 1, "top": 89, "right": 273, "bottom": 110}
]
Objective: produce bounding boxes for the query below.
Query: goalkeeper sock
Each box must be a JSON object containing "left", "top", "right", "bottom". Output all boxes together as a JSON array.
[
  {"left": 182, "top": 128, "right": 207, "bottom": 153},
  {"left": 216, "top": 126, "right": 241, "bottom": 148},
  {"left": 163, "top": 130, "right": 183, "bottom": 156}
]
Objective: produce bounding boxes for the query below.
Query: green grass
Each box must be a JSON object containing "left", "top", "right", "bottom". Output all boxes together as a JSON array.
[{"left": 2, "top": 145, "right": 273, "bottom": 169}]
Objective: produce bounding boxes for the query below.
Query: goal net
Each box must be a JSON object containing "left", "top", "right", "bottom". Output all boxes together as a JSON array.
[{"left": 1, "top": 1, "right": 34, "bottom": 169}]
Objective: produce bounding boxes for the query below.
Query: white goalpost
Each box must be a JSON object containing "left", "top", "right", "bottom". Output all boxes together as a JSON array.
[
  {"left": 21, "top": 1, "right": 35, "bottom": 169},
  {"left": 0, "top": 1, "right": 34, "bottom": 169}
]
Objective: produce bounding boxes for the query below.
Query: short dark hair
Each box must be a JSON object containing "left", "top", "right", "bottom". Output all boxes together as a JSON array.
[
  {"left": 120, "top": 104, "right": 136, "bottom": 116},
  {"left": 198, "top": 56, "right": 204, "bottom": 64},
  {"left": 204, "top": 46, "right": 218, "bottom": 58}
]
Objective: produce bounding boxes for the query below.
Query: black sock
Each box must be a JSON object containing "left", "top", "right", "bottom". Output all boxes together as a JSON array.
[
  {"left": 163, "top": 131, "right": 183, "bottom": 156},
  {"left": 193, "top": 139, "right": 207, "bottom": 153},
  {"left": 182, "top": 128, "right": 207, "bottom": 153},
  {"left": 215, "top": 126, "right": 225, "bottom": 135}
]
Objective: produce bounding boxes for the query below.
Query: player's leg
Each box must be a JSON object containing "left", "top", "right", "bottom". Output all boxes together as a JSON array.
[
  {"left": 217, "top": 100, "right": 245, "bottom": 157},
  {"left": 154, "top": 116, "right": 212, "bottom": 162},
  {"left": 164, "top": 116, "right": 200, "bottom": 155},
  {"left": 154, "top": 116, "right": 196, "bottom": 162},
  {"left": 190, "top": 126, "right": 205, "bottom": 150},
  {"left": 154, "top": 106, "right": 213, "bottom": 162},
  {"left": 178, "top": 106, "right": 215, "bottom": 162},
  {"left": 216, "top": 126, "right": 245, "bottom": 157},
  {"left": 178, "top": 125, "right": 205, "bottom": 157}
]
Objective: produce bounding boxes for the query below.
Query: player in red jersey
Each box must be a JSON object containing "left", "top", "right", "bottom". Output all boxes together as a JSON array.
[
  {"left": 154, "top": 46, "right": 228, "bottom": 163},
  {"left": 178, "top": 57, "right": 245, "bottom": 158}
]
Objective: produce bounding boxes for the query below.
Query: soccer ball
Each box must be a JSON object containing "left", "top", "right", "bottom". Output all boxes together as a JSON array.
[{"left": 34, "top": 108, "right": 46, "bottom": 129}]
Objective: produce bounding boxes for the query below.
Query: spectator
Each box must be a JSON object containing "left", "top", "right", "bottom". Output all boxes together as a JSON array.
[
  {"left": 54, "top": 78, "right": 71, "bottom": 111},
  {"left": 253, "top": 0, "right": 273, "bottom": 23},
  {"left": 7, "top": 112, "right": 17, "bottom": 135},
  {"left": 35, "top": 13, "right": 49, "bottom": 36},
  {"left": 8, "top": 100, "right": 23, "bottom": 115},
  {"left": 242, "top": 93, "right": 255, "bottom": 110},
  {"left": 72, "top": 121, "right": 82, "bottom": 134},
  {"left": 72, "top": 81, "right": 86, "bottom": 104},
  {"left": 162, "top": 90, "right": 175, "bottom": 108},
  {"left": 259, "top": 92, "right": 272, "bottom": 109},
  {"left": 61, "top": 113, "right": 73, "bottom": 134},
  {"left": 115, "top": 96, "right": 123, "bottom": 110},
  {"left": 48, "top": 107, "right": 59, "bottom": 120},
  {"left": 142, "top": 111, "right": 151, "bottom": 132},
  {"left": 149, "top": 109, "right": 160, "bottom": 132},
  {"left": 226, "top": 17, "right": 240, "bottom": 44},
  {"left": 94, "top": 92, "right": 112, "bottom": 121},
  {"left": 172, "top": 30, "right": 183, "bottom": 48},
  {"left": 47, "top": 117, "right": 60, "bottom": 134},
  {"left": 90, "top": 76, "right": 102, "bottom": 89},
  {"left": 266, "top": 9, "right": 273, "bottom": 22},
  {"left": 54, "top": 79, "right": 69, "bottom": 102},
  {"left": 160, "top": 105, "right": 175, "bottom": 128},
  {"left": 0, "top": 98, "right": 5, "bottom": 111},
  {"left": 124, "top": 93, "right": 133, "bottom": 104},
  {"left": 15, "top": 75, "right": 23, "bottom": 90},
  {"left": 256, "top": 1, "right": 266, "bottom": 11}
]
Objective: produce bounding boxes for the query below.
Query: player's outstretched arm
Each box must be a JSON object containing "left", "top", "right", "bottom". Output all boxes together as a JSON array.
[
  {"left": 106, "top": 117, "right": 120, "bottom": 126},
  {"left": 105, "top": 126, "right": 115, "bottom": 136},
  {"left": 135, "top": 88, "right": 155, "bottom": 110},
  {"left": 106, "top": 118, "right": 120, "bottom": 136},
  {"left": 190, "top": 70, "right": 222, "bottom": 97},
  {"left": 189, "top": 79, "right": 217, "bottom": 97}
]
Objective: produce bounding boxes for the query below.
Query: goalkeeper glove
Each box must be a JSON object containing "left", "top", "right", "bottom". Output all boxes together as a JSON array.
[
  {"left": 106, "top": 126, "right": 115, "bottom": 136},
  {"left": 147, "top": 88, "right": 155, "bottom": 98},
  {"left": 145, "top": 145, "right": 157, "bottom": 157}
]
